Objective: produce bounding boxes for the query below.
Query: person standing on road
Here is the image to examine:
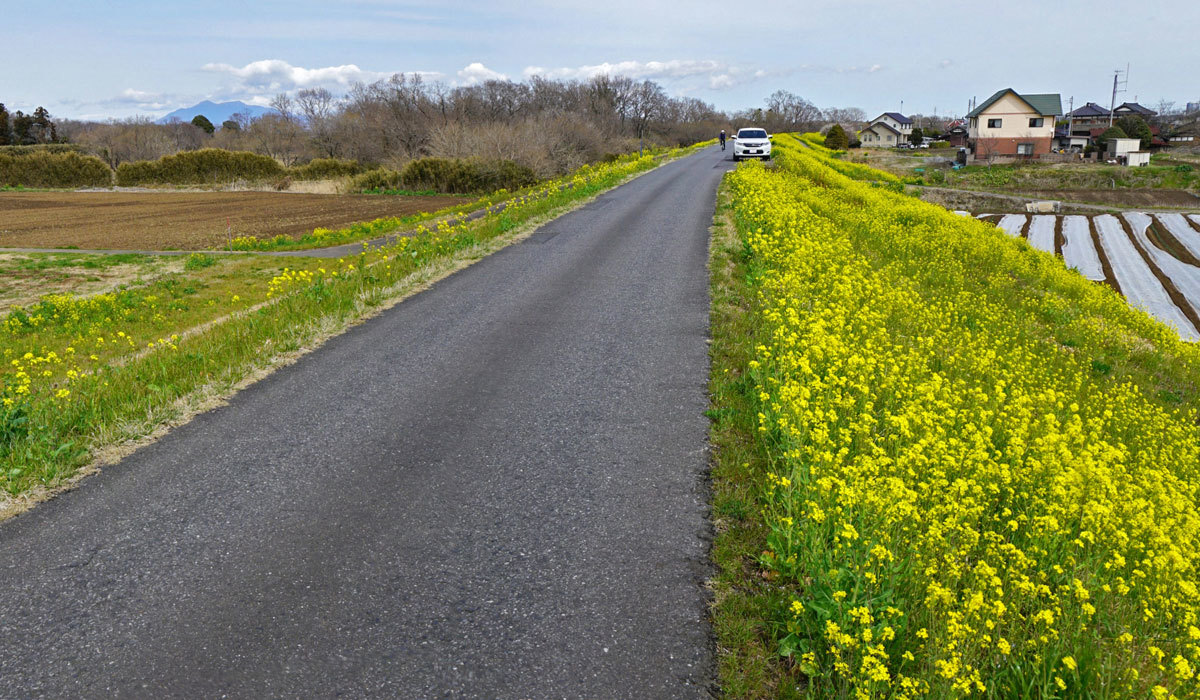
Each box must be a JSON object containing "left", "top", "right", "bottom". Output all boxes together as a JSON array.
[{"left": 719, "top": 129, "right": 726, "bottom": 150}]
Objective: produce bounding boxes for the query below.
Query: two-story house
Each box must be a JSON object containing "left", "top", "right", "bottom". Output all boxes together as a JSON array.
[
  {"left": 858, "top": 112, "right": 913, "bottom": 147},
  {"left": 966, "top": 89, "right": 1063, "bottom": 160}
]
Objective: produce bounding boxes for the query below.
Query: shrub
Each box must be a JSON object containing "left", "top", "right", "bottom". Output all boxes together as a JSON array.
[
  {"left": 1096, "top": 126, "right": 1128, "bottom": 152},
  {"left": 353, "top": 158, "right": 538, "bottom": 194},
  {"left": 288, "top": 157, "right": 367, "bottom": 180},
  {"left": 0, "top": 144, "right": 86, "bottom": 156},
  {"left": 190, "top": 115, "right": 215, "bottom": 135},
  {"left": 115, "top": 148, "right": 285, "bottom": 186},
  {"left": 824, "top": 124, "right": 849, "bottom": 150},
  {"left": 350, "top": 168, "right": 403, "bottom": 192},
  {"left": 932, "top": 140, "right": 950, "bottom": 148},
  {"left": 0, "top": 151, "right": 113, "bottom": 188}
]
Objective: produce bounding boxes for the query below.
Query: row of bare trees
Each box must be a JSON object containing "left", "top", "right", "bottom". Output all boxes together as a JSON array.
[{"left": 53, "top": 77, "right": 861, "bottom": 176}]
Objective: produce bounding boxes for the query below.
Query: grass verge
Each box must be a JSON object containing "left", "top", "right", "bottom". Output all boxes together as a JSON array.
[{"left": 708, "top": 182, "right": 801, "bottom": 698}]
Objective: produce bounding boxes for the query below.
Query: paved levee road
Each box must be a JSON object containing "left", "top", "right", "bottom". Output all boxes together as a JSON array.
[{"left": 0, "top": 147, "right": 737, "bottom": 698}]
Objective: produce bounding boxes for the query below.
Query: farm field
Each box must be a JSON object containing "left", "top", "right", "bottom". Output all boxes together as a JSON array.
[
  {"left": 967, "top": 211, "right": 1200, "bottom": 339},
  {"left": 0, "top": 191, "right": 466, "bottom": 250},
  {"left": 710, "top": 135, "right": 1200, "bottom": 699}
]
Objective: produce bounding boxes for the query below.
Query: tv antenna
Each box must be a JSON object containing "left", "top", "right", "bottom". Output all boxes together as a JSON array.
[{"left": 1108, "top": 63, "right": 1129, "bottom": 126}]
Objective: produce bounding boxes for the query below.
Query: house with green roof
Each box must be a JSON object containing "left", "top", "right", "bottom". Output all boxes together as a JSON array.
[{"left": 966, "top": 89, "right": 1063, "bottom": 160}]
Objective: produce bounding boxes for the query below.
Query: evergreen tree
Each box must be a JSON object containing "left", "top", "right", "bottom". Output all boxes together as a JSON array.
[
  {"left": 221, "top": 119, "right": 240, "bottom": 132},
  {"left": 31, "top": 106, "right": 56, "bottom": 143},
  {"left": 1096, "top": 126, "right": 1128, "bottom": 152},
  {"left": 1115, "top": 115, "right": 1152, "bottom": 149},
  {"left": 11, "top": 110, "right": 34, "bottom": 145},
  {"left": 191, "top": 114, "right": 216, "bottom": 135},
  {"left": 909, "top": 127, "right": 924, "bottom": 145},
  {"left": 0, "top": 103, "right": 10, "bottom": 145},
  {"left": 824, "top": 124, "right": 848, "bottom": 150}
]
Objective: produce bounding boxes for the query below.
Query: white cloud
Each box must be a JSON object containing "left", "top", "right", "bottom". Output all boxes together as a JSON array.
[
  {"left": 202, "top": 59, "right": 394, "bottom": 94},
  {"left": 112, "top": 88, "right": 174, "bottom": 110},
  {"left": 456, "top": 62, "right": 507, "bottom": 86}
]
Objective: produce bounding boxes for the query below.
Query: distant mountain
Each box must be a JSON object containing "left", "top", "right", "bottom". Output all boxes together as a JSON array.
[{"left": 156, "top": 100, "right": 276, "bottom": 126}]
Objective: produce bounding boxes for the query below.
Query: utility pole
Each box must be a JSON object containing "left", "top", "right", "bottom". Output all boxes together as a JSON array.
[
  {"left": 1067, "top": 96, "right": 1074, "bottom": 143},
  {"left": 1109, "top": 63, "right": 1129, "bottom": 126}
]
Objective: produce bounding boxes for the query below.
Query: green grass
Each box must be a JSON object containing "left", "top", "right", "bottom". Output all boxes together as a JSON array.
[{"left": 708, "top": 183, "right": 803, "bottom": 699}]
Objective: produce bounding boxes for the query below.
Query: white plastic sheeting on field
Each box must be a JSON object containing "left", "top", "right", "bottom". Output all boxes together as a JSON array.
[
  {"left": 1156, "top": 213, "right": 1200, "bottom": 261},
  {"left": 997, "top": 214, "right": 1026, "bottom": 238},
  {"left": 1027, "top": 216, "right": 1056, "bottom": 252},
  {"left": 1124, "top": 213, "right": 1200, "bottom": 320},
  {"left": 1061, "top": 216, "right": 1105, "bottom": 281},
  {"left": 1094, "top": 214, "right": 1198, "bottom": 340}
]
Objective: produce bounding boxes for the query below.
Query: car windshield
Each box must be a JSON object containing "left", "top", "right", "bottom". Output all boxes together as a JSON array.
[{"left": 738, "top": 130, "right": 767, "bottom": 139}]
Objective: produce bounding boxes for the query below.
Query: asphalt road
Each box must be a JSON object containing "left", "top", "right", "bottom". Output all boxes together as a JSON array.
[{"left": 0, "top": 146, "right": 737, "bottom": 698}]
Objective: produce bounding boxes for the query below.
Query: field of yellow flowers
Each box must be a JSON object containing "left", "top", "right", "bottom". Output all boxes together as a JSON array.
[
  {"left": 712, "top": 134, "right": 1200, "bottom": 698},
  {"left": 0, "top": 144, "right": 707, "bottom": 508}
]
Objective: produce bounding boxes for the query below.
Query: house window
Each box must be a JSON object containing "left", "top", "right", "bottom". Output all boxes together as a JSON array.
[
  {"left": 1029, "top": 118, "right": 1044, "bottom": 128},
  {"left": 1016, "top": 143, "right": 1034, "bottom": 156},
  {"left": 987, "top": 118, "right": 1002, "bottom": 128}
]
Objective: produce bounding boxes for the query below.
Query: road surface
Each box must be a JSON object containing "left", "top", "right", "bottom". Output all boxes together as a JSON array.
[{"left": 0, "top": 147, "right": 736, "bottom": 698}]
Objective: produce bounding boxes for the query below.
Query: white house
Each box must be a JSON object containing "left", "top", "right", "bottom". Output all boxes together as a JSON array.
[{"left": 859, "top": 112, "right": 913, "bottom": 147}]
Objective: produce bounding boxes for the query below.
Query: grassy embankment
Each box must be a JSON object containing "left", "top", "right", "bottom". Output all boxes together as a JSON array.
[
  {"left": 0, "top": 141, "right": 712, "bottom": 510},
  {"left": 709, "top": 133, "right": 1200, "bottom": 698}
]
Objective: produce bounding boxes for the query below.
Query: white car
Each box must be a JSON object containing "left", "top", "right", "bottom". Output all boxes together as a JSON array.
[{"left": 732, "top": 128, "right": 772, "bottom": 161}]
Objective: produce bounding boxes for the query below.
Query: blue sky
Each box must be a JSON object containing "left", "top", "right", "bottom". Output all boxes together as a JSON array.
[{"left": 4, "top": 0, "right": 1198, "bottom": 121}]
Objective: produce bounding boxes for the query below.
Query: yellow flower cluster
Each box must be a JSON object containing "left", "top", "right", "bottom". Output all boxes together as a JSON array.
[{"left": 729, "top": 135, "right": 1200, "bottom": 697}]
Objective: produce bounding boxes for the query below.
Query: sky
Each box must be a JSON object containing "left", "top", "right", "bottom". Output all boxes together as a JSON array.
[{"left": 4, "top": 0, "right": 1199, "bottom": 122}]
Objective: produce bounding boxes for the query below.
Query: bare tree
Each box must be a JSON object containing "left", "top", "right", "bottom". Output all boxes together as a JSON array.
[{"left": 296, "top": 87, "right": 341, "bottom": 157}]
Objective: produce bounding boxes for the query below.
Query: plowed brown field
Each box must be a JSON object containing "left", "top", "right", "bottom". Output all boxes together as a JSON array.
[{"left": 0, "top": 191, "right": 467, "bottom": 250}]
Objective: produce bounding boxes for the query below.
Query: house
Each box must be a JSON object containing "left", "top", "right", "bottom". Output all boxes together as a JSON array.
[
  {"left": 1067, "top": 102, "right": 1112, "bottom": 130},
  {"left": 966, "top": 88, "right": 1063, "bottom": 160},
  {"left": 943, "top": 120, "right": 969, "bottom": 147},
  {"left": 859, "top": 121, "right": 903, "bottom": 147},
  {"left": 1168, "top": 119, "right": 1200, "bottom": 144},
  {"left": 859, "top": 112, "right": 913, "bottom": 147},
  {"left": 1112, "top": 102, "right": 1156, "bottom": 120}
]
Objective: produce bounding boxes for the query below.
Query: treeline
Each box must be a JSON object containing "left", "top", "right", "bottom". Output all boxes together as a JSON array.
[
  {"left": 55, "top": 76, "right": 859, "bottom": 170},
  {"left": 7, "top": 77, "right": 870, "bottom": 188},
  {"left": 0, "top": 104, "right": 58, "bottom": 146}
]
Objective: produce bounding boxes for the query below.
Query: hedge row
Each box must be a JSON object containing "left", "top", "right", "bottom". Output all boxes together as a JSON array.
[
  {"left": 352, "top": 158, "right": 538, "bottom": 194},
  {"left": 288, "top": 158, "right": 368, "bottom": 180},
  {"left": 0, "top": 151, "right": 113, "bottom": 188},
  {"left": 116, "top": 149, "right": 286, "bottom": 186},
  {"left": 0, "top": 144, "right": 86, "bottom": 156}
]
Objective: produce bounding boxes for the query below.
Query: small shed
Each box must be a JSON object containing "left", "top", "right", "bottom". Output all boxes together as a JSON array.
[
  {"left": 1107, "top": 138, "right": 1142, "bottom": 158},
  {"left": 1126, "top": 151, "right": 1151, "bottom": 167}
]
